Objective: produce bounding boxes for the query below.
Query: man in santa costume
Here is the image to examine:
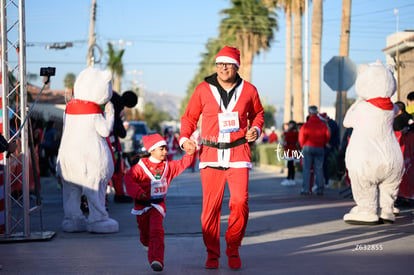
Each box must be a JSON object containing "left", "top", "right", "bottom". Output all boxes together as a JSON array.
[
  {"left": 124, "top": 133, "right": 195, "bottom": 272},
  {"left": 180, "top": 46, "right": 264, "bottom": 270}
]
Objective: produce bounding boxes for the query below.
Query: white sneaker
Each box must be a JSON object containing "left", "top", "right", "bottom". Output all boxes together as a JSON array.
[
  {"left": 393, "top": 207, "right": 400, "bottom": 215},
  {"left": 281, "top": 179, "right": 290, "bottom": 186},
  {"left": 288, "top": 179, "right": 296, "bottom": 185}
]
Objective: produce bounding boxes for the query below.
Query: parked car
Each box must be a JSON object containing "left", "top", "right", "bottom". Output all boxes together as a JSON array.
[{"left": 120, "top": 120, "right": 152, "bottom": 165}]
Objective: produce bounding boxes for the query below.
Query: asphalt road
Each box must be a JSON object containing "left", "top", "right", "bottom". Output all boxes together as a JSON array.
[{"left": 1, "top": 166, "right": 413, "bottom": 275}]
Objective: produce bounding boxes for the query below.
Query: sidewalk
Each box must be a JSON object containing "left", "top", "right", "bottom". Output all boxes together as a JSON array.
[{"left": 1, "top": 166, "right": 413, "bottom": 275}]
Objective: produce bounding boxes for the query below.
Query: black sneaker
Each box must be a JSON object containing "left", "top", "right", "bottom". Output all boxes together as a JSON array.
[{"left": 151, "top": 261, "right": 163, "bottom": 272}]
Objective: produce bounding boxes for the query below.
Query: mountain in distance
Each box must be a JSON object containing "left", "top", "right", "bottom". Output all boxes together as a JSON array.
[{"left": 142, "top": 91, "right": 183, "bottom": 120}]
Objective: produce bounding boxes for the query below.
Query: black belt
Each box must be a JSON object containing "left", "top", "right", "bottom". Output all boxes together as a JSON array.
[
  {"left": 202, "top": 137, "right": 247, "bottom": 150},
  {"left": 135, "top": 198, "right": 164, "bottom": 207}
]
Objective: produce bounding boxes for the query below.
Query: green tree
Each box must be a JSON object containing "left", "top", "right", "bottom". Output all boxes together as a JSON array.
[
  {"left": 180, "top": 0, "right": 279, "bottom": 116},
  {"left": 263, "top": 104, "right": 276, "bottom": 128},
  {"left": 142, "top": 102, "right": 172, "bottom": 133},
  {"left": 179, "top": 38, "right": 223, "bottom": 116},
  {"left": 106, "top": 42, "right": 125, "bottom": 92},
  {"left": 219, "top": 0, "right": 278, "bottom": 82},
  {"left": 63, "top": 73, "right": 76, "bottom": 91}
]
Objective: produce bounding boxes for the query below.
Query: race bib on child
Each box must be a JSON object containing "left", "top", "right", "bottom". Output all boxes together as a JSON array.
[
  {"left": 151, "top": 178, "right": 168, "bottom": 200},
  {"left": 218, "top": 112, "right": 240, "bottom": 133}
]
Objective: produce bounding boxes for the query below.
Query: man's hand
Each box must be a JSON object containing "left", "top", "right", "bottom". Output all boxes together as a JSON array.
[
  {"left": 245, "top": 128, "right": 258, "bottom": 142},
  {"left": 183, "top": 139, "right": 196, "bottom": 155}
]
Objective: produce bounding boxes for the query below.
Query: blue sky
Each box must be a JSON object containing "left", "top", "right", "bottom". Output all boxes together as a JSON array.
[{"left": 22, "top": 0, "right": 414, "bottom": 109}]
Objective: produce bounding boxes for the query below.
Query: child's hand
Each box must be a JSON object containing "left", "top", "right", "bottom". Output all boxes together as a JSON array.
[{"left": 183, "top": 140, "right": 196, "bottom": 155}]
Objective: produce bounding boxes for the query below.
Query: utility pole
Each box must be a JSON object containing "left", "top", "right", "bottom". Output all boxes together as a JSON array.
[{"left": 87, "top": 0, "right": 97, "bottom": 67}]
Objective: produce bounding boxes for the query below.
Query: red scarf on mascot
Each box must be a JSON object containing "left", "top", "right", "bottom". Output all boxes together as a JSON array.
[
  {"left": 366, "top": 97, "right": 394, "bottom": 110},
  {"left": 65, "top": 99, "right": 103, "bottom": 114},
  {"left": 65, "top": 98, "right": 115, "bottom": 165}
]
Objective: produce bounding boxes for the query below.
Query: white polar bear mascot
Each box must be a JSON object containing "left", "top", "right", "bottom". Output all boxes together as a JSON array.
[
  {"left": 56, "top": 67, "right": 119, "bottom": 233},
  {"left": 343, "top": 60, "right": 404, "bottom": 225}
]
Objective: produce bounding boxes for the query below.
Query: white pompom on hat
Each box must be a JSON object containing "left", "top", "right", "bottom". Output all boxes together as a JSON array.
[
  {"left": 215, "top": 46, "right": 240, "bottom": 67},
  {"left": 142, "top": 133, "right": 167, "bottom": 152}
]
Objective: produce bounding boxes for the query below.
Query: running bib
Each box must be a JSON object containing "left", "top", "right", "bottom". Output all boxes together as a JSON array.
[
  {"left": 151, "top": 178, "right": 168, "bottom": 200},
  {"left": 218, "top": 112, "right": 239, "bottom": 133}
]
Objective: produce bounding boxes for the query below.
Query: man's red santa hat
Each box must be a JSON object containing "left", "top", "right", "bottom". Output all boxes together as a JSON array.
[
  {"left": 142, "top": 133, "right": 167, "bottom": 152},
  {"left": 215, "top": 46, "right": 240, "bottom": 67}
]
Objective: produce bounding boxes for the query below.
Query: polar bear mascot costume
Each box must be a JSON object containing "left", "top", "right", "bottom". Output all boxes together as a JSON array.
[
  {"left": 343, "top": 60, "right": 404, "bottom": 225},
  {"left": 57, "top": 67, "right": 119, "bottom": 233}
]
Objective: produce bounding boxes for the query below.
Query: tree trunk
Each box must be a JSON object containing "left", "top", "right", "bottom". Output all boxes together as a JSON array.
[
  {"left": 115, "top": 74, "right": 122, "bottom": 93},
  {"left": 239, "top": 33, "right": 253, "bottom": 83},
  {"left": 284, "top": 10, "right": 293, "bottom": 123},
  {"left": 336, "top": 0, "right": 352, "bottom": 138},
  {"left": 309, "top": 0, "right": 323, "bottom": 109},
  {"left": 293, "top": 10, "right": 304, "bottom": 123}
]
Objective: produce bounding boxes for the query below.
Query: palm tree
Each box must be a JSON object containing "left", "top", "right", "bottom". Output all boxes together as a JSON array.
[
  {"left": 309, "top": 0, "right": 323, "bottom": 109},
  {"left": 106, "top": 42, "right": 125, "bottom": 92},
  {"left": 267, "top": 0, "right": 294, "bottom": 123},
  {"left": 292, "top": 0, "right": 305, "bottom": 122},
  {"left": 336, "top": 0, "right": 352, "bottom": 137},
  {"left": 219, "top": 0, "right": 278, "bottom": 82}
]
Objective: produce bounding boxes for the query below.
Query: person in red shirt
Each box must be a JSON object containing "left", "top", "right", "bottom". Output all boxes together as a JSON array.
[
  {"left": 299, "top": 106, "right": 330, "bottom": 195},
  {"left": 124, "top": 133, "right": 195, "bottom": 272},
  {"left": 268, "top": 127, "right": 278, "bottom": 143},
  {"left": 280, "top": 121, "right": 299, "bottom": 186}
]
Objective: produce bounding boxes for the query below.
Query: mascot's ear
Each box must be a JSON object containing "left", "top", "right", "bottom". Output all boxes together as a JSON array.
[
  {"left": 121, "top": 90, "right": 138, "bottom": 108},
  {"left": 358, "top": 63, "right": 369, "bottom": 74}
]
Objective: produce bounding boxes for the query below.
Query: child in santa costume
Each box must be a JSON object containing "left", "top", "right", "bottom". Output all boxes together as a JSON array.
[
  {"left": 124, "top": 133, "right": 195, "bottom": 272},
  {"left": 180, "top": 46, "right": 264, "bottom": 270}
]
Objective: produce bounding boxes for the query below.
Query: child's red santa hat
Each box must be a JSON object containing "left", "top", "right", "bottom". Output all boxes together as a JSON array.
[
  {"left": 142, "top": 133, "right": 167, "bottom": 152},
  {"left": 215, "top": 46, "right": 240, "bottom": 67}
]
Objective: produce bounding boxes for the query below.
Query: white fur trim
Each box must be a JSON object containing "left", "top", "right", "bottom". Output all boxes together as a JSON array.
[
  {"left": 148, "top": 140, "right": 167, "bottom": 152},
  {"left": 216, "top": 56, "right": 240, "bottom": 67},
  {"left": 199, "top": 161, "right": 252, "bottom": 169},
  {"left": 131, "top": 204, "right": 166, "bottom": 217}
]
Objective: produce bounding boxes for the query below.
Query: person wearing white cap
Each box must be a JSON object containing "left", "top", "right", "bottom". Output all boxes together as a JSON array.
[
  {"left": 179, "top": 45, "right": 264, "bottom": 270},
  {"left": 124, "top": 133, "right": 195, "bottom": 272}
]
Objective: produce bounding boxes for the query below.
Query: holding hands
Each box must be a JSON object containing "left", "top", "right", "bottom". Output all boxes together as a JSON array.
[{"left": 183, "top": 139, "right": 196, "bottom": 155}]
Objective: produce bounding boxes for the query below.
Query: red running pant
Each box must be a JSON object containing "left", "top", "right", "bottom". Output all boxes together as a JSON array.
[
  {"left": 200, "top": 167, "right": 249, "bottom": 258},
  {"left": 111, "top": 169, "right": 126, "bottom": 196},
  {"left": 136, "top": 208, "right": 165, "bottom": 265}
]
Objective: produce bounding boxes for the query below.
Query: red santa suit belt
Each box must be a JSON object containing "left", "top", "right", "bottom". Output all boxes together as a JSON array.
[
  {"left": 366, "top": 97, "right": 394, "bottom": 110},
  {"left": 202, "top": 137, "right": 247, "bottom": 149},
  {"left": 65, "top": 99, "right": 103, "bottom": 114}
]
